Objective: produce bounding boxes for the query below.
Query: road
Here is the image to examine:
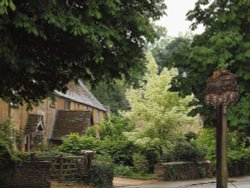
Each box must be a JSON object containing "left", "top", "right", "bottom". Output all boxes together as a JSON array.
[{"left": 114, "top": 176, "right": 250, "bottom": 188}]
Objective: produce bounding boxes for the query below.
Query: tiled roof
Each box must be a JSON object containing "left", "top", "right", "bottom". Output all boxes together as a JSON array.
[
  {"left": 55, "top": 80, "right": 106, "bottom": 111},
  {"left": 51, "top": 110, "right": 92, "bottom": 141}
]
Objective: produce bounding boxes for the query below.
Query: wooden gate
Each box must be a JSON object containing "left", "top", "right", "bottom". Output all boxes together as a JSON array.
[{"left": 40, "top": 155, "right": 88, "bottom": 182}]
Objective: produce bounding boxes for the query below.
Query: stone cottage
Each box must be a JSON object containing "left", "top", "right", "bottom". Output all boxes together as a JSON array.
[{"left": 0, "top": 80, "right": 106, "bottom": 151}]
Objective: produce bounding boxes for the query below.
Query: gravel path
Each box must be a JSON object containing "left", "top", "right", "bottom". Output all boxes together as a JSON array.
[{"left": 113, "top": 177, "right": 160, "bottom": 187}]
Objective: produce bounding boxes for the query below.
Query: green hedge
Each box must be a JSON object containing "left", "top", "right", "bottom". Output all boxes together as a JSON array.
[
  {"left": 83, "top": 162, "right": 113, "bottom": 188},
  {"left": 228, "top": 149, "right": 250, "bottom": 176}
]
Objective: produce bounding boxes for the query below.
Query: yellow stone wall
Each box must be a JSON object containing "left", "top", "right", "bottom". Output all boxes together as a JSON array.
[{"left": 0, "top": 99, "right": 9, "bottom": 124}]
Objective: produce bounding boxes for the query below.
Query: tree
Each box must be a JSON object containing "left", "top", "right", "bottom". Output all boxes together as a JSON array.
[
  {"left": 123, "top": 52, "right": 199, "bottom": 156},
  {"left": 86, "top": 80, "right": 130, "bottom": 113},
  {"left": 151, "top": 35, "right": 192, "bottom": 71},
  {"left": 168, "top": 0, "right": 250, "bottom": 145},
  {"left": 0, "top": 0, "right": 166, "bottom": 105}
]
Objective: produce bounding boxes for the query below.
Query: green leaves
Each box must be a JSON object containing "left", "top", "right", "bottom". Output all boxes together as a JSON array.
[
  {"left": 59, "top": 133, "right": 99, "bottom": 154},
  {"left": 0, "top": 0, "right": 15, "bottom": 14},
  {"left": 123, "top": 52, "right": 200, "bottom": 153},
  {"left": 0, "top": 0, "right": 166, "bottom": 105},
  {"left": 163, "top": 0, "right": 250, "bottom": 145}
]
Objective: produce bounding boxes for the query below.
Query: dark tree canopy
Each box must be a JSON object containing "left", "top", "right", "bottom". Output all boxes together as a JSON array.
[
  {"left": 0, "top": 0, "right": 166, "bottom": 105},
  {"left": 86, "top": 79, "right": 129, "bottom": 114},
  {"left": 152, "top": 36, "right": 192, "bottom": 71},
  {"left": 167, "top": 0, "right": 250, "bottom": 144}
]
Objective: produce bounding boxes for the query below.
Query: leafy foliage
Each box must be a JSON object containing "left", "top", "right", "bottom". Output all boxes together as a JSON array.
[
  {"left": 123, "top": 52, "right": 199, "bottom": 157},
  {"left": 59, "top": 133, "right": 99, "bottom": 154},
  {"left": 167, "top": 0, "right": 250, "bottom": 144},
  {"left": 0, "top": 121, "right": 21, "bottom": 184},
  {"left": 86, "top": 80, "right": 130, "bottom": 113},
  {"left": 0, "top": 0, "right": 16, "bottom": 14},
  {"left": 87, "top": 115, "right": 135, "bottom": 140},
  {"left": 132, "top": 152, "right": 149, "bottom": 173},
  {"left": 0, "top": 0, "right": 166, "bottom": 105},
  {"left": 152, "top": 35, "right": 192, "bottom": 71},
  {"left": 83, "top": 161, "right": 114, "bottom": 188},
  {"left": 171, "top": 140, "right": 207, "bottom": 162},
  {"left": 195, "top": 128, "right": 250, "bottom": 176},
  {"left": 97, "top": 139, "right": 136, "bottom": 166},
  {"left": 193, "top": 128, "right": 216, "bottom": 163},
  {"left": 113, "top": 165, "right": 133, "bottom": 176},
  {"left": 0, "top": 121, "right": 20, "bottom": 169},
  {"left": 228, "top": 148, "right": 250, "bottom": 176}
]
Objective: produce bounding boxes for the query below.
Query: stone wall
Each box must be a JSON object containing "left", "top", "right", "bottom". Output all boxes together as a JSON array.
[
  {"left": 154, "top": 161, "right": 212, "bottom": 181},
  {"left": 3, "top": 161, "right": 51, "bottom": 188},
  {"left": 0, "top": 100, "right": 9, "bottom": 124}
]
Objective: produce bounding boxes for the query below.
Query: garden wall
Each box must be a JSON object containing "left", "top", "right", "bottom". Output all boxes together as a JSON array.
[
  {"left": 154, "top": 161, "right": 212, "bottom": 181},
  {"left": 3, "top": 161, "right": 51, "bottom": 188}
]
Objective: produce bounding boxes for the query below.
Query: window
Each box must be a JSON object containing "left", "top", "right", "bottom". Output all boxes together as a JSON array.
[{"left": 64, "top": 101, "right": 71, "bottom": 110}]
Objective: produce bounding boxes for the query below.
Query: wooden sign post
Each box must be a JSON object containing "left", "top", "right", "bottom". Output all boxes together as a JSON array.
[{"left": 204, "top": 70, "right": 239, "bottom": 188}]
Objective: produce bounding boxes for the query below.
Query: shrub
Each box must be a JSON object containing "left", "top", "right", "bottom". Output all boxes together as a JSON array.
[
  {"left": 97, "top": 139, "right": 137, "bottom": 166},
  {"left": 132, "top": 152, "right": 149, "bottom": 173},
  {"left": 87, "top": 115, "right": 135, "bottom": 140},
  {"left": 228, "top": 148, "right": 250, "bottom": 176},
  {"left": 172, "top": 141, "right": 207, "bottom": 162},
  {"left": 95, "top": 154, "right": 113, "bottom": 164},
  {"left": 0, "top": 121, "right": 21, "bottom": 184},
  {"left": 0, "top": 121, "right": 21, "bottom": 168},
  {"left": 140, "top": 148, "right": 160, "bottom": 171},
  {"left": 113, "top": 165, "right": 133, "bottom": 176},
  {"left": 192, "top": 128, "right": 216, "bottom": 162},
  {"left": 59, "top": 133, "right": 99, "bottom": 154},
  {"left": 83, "top": 162, "right": 113, "bottom": 188},
  {"left": 185, "top": 132, "right": 198, "bottom": 142}
]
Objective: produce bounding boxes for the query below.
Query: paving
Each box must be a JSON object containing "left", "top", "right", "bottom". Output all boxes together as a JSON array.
[{"left": 113, "top": 176, "right": 250, "bottom": 188}]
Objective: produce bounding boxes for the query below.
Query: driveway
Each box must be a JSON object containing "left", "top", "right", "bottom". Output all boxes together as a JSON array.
[{"left": 113, "top": 176, "right": 250, "bottom": 188}]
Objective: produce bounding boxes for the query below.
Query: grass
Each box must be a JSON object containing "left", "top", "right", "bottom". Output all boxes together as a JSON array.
[{"left": 128, "top": 172, "right": 156, "bottom": 180}]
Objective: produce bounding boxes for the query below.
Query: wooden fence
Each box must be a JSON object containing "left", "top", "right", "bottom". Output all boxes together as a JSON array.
[{"left": 38, "top": 151, "right": 94, "bottom": 182}]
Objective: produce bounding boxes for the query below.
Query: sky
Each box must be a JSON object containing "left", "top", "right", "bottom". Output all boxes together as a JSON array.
[{"left": 156, "top": 0, "right": 205, "bottom": 37}]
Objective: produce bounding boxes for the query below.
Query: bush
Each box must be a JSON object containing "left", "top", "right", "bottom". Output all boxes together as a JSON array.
[
  {"left": 114, "top": 165, "right": 133, "bottom": 176},
  {"left": 0, "top": 121, "right": 21, "bottom": 168},
  {"left": 191, "top": 129, "right": 216, "bottom": 162},
  {"left": 59, "top": 133, "right": 99, "bottom": 154},
  {"left": 97, "top": 139, "right": 137, "bottom": 166},
  {"left": 228, "top": 148, "right": 250, "bottom": 176},
  {"left": 95, "top": 154, "right": 113, "bottom": 164},
  {"left": 140, "top": 148, "right": 160, "bottom": 171},
  {"left": 0, "top": 121, "right": 21, "bottom": 184},
  {"left": 172, "top": 141, "right": 207, "bottom": 162},
  {"left": 87, "top": 115, "right": 135, "bottom": 140},
  {"left": 132, "top": 152, "right": 149, "bottom": 173},
  {"left": 83, "top": 162, "right": 113, "bottom": 188},
  {"left": 195, "top": 128, "right": 250, "bottom": 176}
]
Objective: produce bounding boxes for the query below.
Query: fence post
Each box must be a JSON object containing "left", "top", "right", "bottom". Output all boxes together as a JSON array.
[{"left": 59, "top": 156, "right": 63, "bottom": 183}]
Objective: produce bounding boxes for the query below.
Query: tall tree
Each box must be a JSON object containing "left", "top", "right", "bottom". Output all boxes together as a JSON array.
[
  {"left": 86, "top": 79, "right": 130, "bottom": 113},
  {"left": 168, "top": 0, "right": 250, "bottom": 145},
  {"left": 123, "top": 52, "right": 199, "bottom": 155},
  {"left": 0, "top": 0, "right": 166, "bottom": 105},
  {"left": 151, "top": 35, "right": 192, "bottom": 71}
]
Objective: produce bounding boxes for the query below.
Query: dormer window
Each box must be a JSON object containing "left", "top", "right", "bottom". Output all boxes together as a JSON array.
[{"left": 36, "top": 121, "right": 45, "bottom": 132}]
